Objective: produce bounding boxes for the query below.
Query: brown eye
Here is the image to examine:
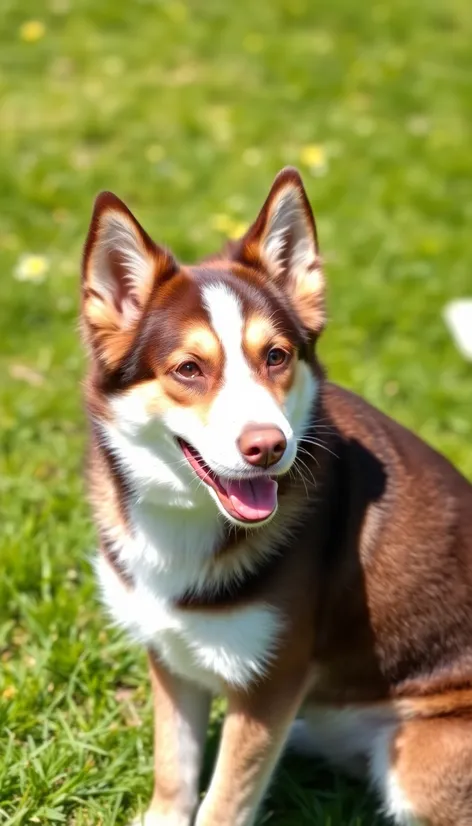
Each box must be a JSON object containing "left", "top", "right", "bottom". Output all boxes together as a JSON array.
[
  {"left": 267, "top": 348, "right": 288, "bottom": 368},
  {"left": 176, "top": 361, "right": 202, "bottom": 379}
]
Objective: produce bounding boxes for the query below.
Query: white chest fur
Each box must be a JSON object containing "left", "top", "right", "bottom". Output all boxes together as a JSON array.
[
  {"left": 96, "top": 415, "right": 284, "bottom": 693},
  {"left": 95, "top": 550, "right": 282, "bottom": 694}
]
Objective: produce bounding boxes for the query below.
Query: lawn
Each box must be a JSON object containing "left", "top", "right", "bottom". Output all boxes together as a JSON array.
[{"left": 1, "top": 0, "right": 472, "bottom": 823}]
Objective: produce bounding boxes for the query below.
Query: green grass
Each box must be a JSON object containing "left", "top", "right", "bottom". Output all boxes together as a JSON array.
[{"left": 1, "top": 0, "right": 472, "bottom": 822}]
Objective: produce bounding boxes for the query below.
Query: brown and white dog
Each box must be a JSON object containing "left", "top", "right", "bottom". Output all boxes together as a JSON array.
[{"left": 82, "top": 168, "right": 472, "bottom": 826}]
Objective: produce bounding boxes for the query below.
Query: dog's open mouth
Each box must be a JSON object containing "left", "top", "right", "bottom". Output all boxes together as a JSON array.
[{"left": 178, "top": 439, "right": 278, "bottom": 524}]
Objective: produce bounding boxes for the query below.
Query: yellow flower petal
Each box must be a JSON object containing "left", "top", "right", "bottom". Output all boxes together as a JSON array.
[
  {"left": 299, "top": 144, "right": 327, "bottom": 170},
  {"left": 19, "top": 20, "right": 46, "bottom": 43},
  {"left": 211, "top": 213, "right": 233, "bottom": 234},
  {"left": 227, "top": 221, "right": 247, "bottom": 240},
  {"left": 211, "top": 215, "right": 247, "bottom": 239}
]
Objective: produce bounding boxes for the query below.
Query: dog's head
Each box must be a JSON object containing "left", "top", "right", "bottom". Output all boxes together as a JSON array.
[{"left": 82, "top": 168, "right": 325, "bottom": 527}]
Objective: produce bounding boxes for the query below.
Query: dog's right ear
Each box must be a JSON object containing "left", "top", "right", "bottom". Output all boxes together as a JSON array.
[
  {"left": 233, "top": 168, "right": 325, "bottom": 334},
  {"left": 81, "top": 192, "right": 176, "bottom": 368}
]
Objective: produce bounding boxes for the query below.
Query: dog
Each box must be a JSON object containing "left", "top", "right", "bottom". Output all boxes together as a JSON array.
[{"left": 81, "top": 168, "right": 472, "bottom": 826}]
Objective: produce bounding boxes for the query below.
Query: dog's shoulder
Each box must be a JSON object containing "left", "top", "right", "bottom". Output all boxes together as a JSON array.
[{"left": 323, "top": 381, "right": 472, "bottom": 497}]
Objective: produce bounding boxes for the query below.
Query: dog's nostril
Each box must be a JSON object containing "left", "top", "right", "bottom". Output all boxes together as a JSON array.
[
  {"left": 237, "top": 424, "right": 287, "bottom": 468},
  {"left": 247, "top": 445, "right": 262, "bottom": 457}
]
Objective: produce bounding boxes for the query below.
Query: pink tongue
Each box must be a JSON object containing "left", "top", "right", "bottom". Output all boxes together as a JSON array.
[{"left": 222, "top": 477, "right": 278, "bottom": 521}]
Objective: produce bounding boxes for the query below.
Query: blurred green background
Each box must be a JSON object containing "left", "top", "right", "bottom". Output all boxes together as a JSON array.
[{"left": 1, "top": 0, "right": 472, "bottom": 823}]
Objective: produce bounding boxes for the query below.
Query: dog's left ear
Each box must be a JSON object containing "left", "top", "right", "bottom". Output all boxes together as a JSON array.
[
  {"left": 81, "top": 192, "right": 177, "bottom": 369},
  {"left": 235, "top": 167, "right": 325, "bottom": 333}
]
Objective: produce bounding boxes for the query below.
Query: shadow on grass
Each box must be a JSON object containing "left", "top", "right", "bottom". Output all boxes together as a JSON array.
[{"left": 202, "top": 714, "right": 383, "bottom": 826}]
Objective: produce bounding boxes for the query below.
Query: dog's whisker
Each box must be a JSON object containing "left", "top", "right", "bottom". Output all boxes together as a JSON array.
[
  {"left": 299, "top": 437, "right": 339, "bottom": 459},
  {"left": 292, "top": 461, "right": 309, "bottom": 499},
  {"left": 296, "top": 445, "right": 321, "bottom": 471},
  {"left": 293, "top": 456, "right": 317, "bottom": 488},
  {"left": 296, "top": 449, "right": 320, "bottom": 476}
]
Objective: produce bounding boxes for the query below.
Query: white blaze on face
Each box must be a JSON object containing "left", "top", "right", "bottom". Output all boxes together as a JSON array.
[
  {"left": 199, "top": 284, "right": 297, "bottom": 475},
  {"left": 163, "top": 281, "right": 317, "bottom": 489}
]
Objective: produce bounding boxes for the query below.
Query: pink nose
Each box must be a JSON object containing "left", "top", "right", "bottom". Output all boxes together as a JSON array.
[{"left": 238, "top": 424, "right": 287, "bottom": 469}]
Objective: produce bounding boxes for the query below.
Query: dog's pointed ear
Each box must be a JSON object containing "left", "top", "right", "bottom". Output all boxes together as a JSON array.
[
  {"left": 81, "top": 192, "right": 176, "bottom": 367},
  {"left": 236, "top": 167, "right": 325, "bottom": 333}
]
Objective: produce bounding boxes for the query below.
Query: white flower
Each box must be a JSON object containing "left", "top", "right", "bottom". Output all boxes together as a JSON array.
[
  {"left": 443, "top": 299, "right": 472, "bottom": 361},
  {"left": 15, "top": 254, "right": 49, "bottom": 283}
]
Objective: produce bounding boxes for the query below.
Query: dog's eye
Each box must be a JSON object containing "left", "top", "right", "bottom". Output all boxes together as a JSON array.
[
  {"left": 267, "top": 348, "right": 289, "bottom": 368},
  {"left": 176, "top": 361, "right": 202, "bottom": 379}
]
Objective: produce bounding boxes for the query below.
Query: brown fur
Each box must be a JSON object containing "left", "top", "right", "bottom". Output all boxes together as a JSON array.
[
  {"left": 82, "top": 168, "right": 472, "bottom": 825},
  {"left": 392, "top": 718, "right": 472, "bottom": 826},
  {"left": 146, "top": 653, "right": 211, "bottom": 821}
]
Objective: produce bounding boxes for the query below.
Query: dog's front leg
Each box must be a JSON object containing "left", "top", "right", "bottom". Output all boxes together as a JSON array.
[
  {"left": 131, "top": 652, "right": 211, "bottom": 826},
  {"left": 194, "top": 672, "right": 306, "bottom": 826}
]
